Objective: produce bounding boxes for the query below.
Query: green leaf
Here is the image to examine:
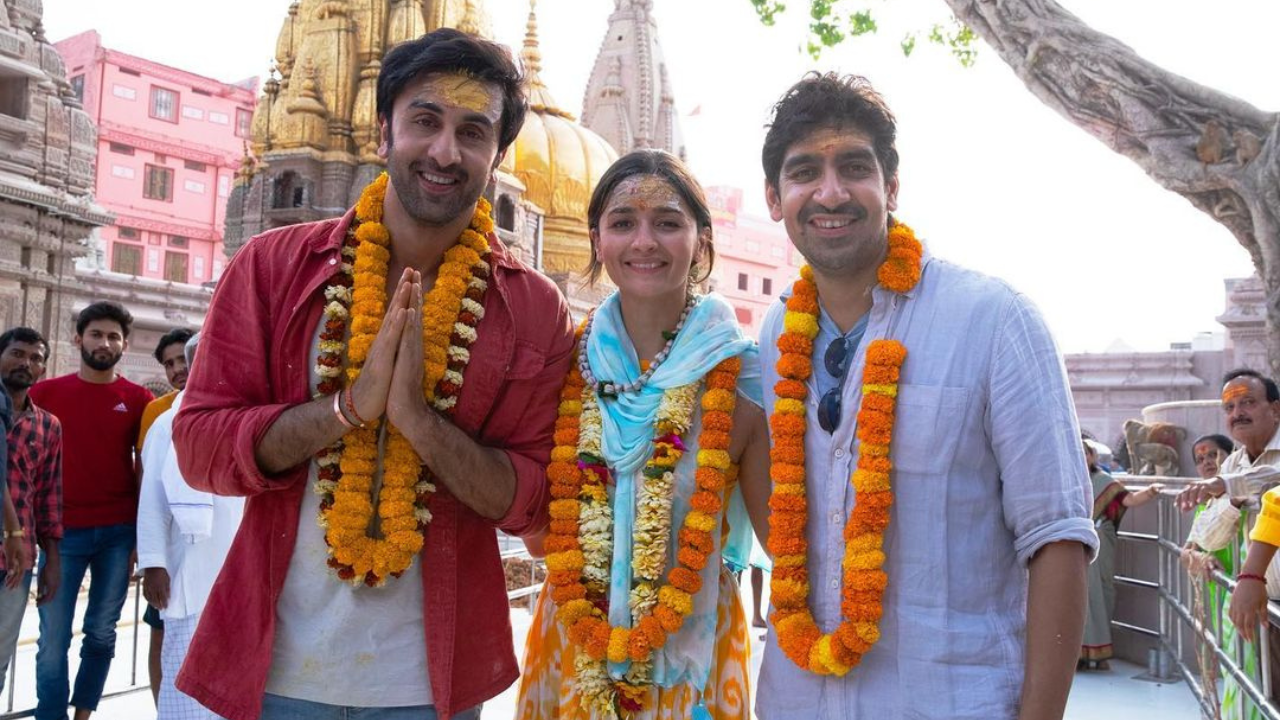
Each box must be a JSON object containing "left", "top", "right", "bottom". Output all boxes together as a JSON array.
[
  {"left": 849, "top": 10, "right": 877, "bottom": 37},
  {"left": 750, "top": 0, "right": 787, "bottom": 26},
  {"left": 901, "top": 32, "right": 917, "bottom": 57}
]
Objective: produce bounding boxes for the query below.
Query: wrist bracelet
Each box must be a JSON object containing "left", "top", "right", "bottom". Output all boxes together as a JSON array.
[
  {"left": 1239, "top": 573, "right": 1268, "bottom": 584},
  {"left": 2, "top": 529, "right": 24, "bottom": 539},
  {"left": 333, "top": 391, "right": 358, "bottom": 430},
  {"left": 342, "top": 386, "right": 368, "bottom": 429}
]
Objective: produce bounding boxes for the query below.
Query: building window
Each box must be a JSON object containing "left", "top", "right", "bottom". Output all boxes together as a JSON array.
[
  {"left": 182, "top": 105, "right": 204, "bottom": 120},
  {"left": 110, "top": 165, "right": 135, "bottom": 179},
  {"left": 737, "top": 273, "right": 748, "bottom": 291},
  {"left": 70, "top": 75, "right": 85, "bottom": 103},
  {"left": 169, "top": 235, "right": 188, "bottom": 248},
  {"left": 112, "top": 84, "right": 136, "bottom": 100},
  {"left": 762, "top": 277, "right": 773, "bottom": 296},
  {"left": 192, "top": 87, "right": 212, "bottom": 97},
  {"left": 236, "top": 108, "right": 252, "bottom": 138},
  {"left": 164, "top": 251, "right": 188, "bottom": 283},
  {"left": 118, "top": 227, "right": 139, "bottom": 240},
  {"left": 208, "top": 111, "right": 229, "bottom": 125},
  {"left": 144, "top": 164, "right": 174, "bottom": 201},
  {"left": 112, "top": 243, "right": 142, "bottom": 275},
  {"left": 119, "top": 67, "right": 142, "bottom": 77},
  {"left": 0, "top": 77, "right": 29, "bottom": 119},
  {"left": 108, "top": 142, "right": 134, "bottom": 155},
  {"left": 184, "top": 179, "right": 206, "bottom": 194},
  {"left": 150, "top": 86, "right": 178, "bottom": 122},
  {"left": 184, "top": 159, "right": 207, "bottom": 172}
]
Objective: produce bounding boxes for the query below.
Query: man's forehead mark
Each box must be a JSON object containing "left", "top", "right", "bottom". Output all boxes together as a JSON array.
[
  {"left": 1223, "top": 383, "right": 1250, "bottom": 402},
  {"left": 422, "top": 73, "right": 500, "bottom": 117}
]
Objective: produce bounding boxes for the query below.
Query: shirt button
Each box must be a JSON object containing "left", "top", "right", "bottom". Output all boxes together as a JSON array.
[
  {"left": 835, "top": 448, "right": 844, "bottom": 458},
  {"left": 329, "top": 258, "right": 337, "bottom": 265},
  {"left": 830, "top": 578, "right": 840, "bottom": 589},
  {"left": 831, "top": 511, "right": 842, "bottom": 525}
]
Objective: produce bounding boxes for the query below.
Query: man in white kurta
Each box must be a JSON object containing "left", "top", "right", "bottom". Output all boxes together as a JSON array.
[{"left": 138, "top": 336, "right": 244, "bottom": 720}]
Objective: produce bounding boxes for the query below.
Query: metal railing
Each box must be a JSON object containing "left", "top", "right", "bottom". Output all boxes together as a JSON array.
[
  {"left": 1117, "top": 474, "right": 1280, "bottom": 720},
  {"left": 2, "top": 576, "right": 150, "bottom": 720}
]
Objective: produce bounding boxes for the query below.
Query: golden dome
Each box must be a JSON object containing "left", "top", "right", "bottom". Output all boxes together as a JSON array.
[{"left": 507, "top": 0, "right": 618, "bottom": 276}]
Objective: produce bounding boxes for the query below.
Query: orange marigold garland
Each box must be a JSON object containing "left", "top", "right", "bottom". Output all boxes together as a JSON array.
[
  {"left": 314, "top": 172, "right": 493, "bottom": 587},
  {"left": 768, "top": 218, "right": 921, "bottom": 675},
  {"left": 544, "top": 335, "right": 743, "bottom": 717}
]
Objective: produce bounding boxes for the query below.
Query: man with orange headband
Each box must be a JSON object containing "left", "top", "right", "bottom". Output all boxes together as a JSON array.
[{"left": 1177, "top": 369, "right": 1280, "bottom": 513}]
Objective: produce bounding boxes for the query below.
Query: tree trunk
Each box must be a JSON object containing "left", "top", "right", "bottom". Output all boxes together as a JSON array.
[{"left": 941, "top": 0, "right": 1280, "bottom": 374}]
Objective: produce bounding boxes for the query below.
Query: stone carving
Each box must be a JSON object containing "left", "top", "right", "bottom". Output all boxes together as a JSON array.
[{"left": 1123, "top": 419, "right": 1186, "bottom": 476}]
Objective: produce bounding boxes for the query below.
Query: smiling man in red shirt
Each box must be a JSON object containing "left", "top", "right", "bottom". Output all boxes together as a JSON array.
[{"left": 172, "top": 29, "right": 572, "bottom": 720}]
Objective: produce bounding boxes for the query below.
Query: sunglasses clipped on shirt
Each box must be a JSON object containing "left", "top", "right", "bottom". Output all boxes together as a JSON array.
[{"left": 817, "top": 334, "right": 855, "bottom": 433}]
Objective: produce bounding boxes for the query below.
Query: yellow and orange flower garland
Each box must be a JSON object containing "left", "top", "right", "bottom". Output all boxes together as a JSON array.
[
  {"left": 544, "top": 328, "right": 741, "bottom": 717},
  {"left": 768, "top": 219, "right": 922, "bottom": 675},
  {"left": 314, "top": 172, "right": 494, "bottom": 587}
]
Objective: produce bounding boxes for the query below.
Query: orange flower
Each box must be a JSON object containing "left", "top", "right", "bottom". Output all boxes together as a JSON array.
[
  {"left": 702, "top": 412, "right": 734, "bottom": 433},
  {"left": 690, "top": 490, "right": 722, "bottom": 515},
  {"left": 777, "top": 333, "right": 814, "bottom": 357},
  {"left": 668, "top": 566, "right": 702, "bottom": 595},
  {"left": 676, "top": 546, "right": 708, "bottom": 571},
  {"left": 865, "top": 340, "right": 907, "bottom": 368},
  {"left": 699, "top": 430, "right": 731, "bottom": 451},
  {"left": 771, "top": 414, "right": 807, "bottom": 437},
  {"left": 679, "top": 527, "right": 714, "bottom": 555}
]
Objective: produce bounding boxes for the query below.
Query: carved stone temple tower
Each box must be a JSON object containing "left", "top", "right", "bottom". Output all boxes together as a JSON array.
[{"left": 580, "top": 0, "right": 686, "bottom": 160}]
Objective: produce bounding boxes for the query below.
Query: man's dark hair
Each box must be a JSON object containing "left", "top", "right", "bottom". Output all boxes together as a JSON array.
[
  {"left": 154, "top": 327, "right": 195, "bottom": 364},
  {"left": 0, "top": 327, "right": 48, "bottom": 358},
  {"left": 1222, "top": 367, "right": 1280, "bottom": 402},
  {"left": 76, "top": 301, "right": 134, "bottom": 338},
  {"left": 762, "top": 72, "right": 899, "bottom": 191},
  {"left": 376, "top": 28, "right": 527, "bottom": 157},
  {"left": 1193, "top": 433, "right": 1234, "bottom": 455}
]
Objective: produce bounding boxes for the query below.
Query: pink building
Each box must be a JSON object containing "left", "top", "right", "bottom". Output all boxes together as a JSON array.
[
  {"left": 706, "top": 186, "right": 801, "bottom": 337},
  {"left": 54, "top": 31, "right": 256, "bottom": 286}
]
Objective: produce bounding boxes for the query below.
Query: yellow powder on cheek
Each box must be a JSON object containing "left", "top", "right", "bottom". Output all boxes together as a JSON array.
[{"left": 427, "top": 73, "right": 500, "bottom": 116}]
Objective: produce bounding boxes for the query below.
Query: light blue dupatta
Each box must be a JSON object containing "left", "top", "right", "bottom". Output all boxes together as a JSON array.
[{"left": 585, "top": 291, "right": 762, "bottom": 689}]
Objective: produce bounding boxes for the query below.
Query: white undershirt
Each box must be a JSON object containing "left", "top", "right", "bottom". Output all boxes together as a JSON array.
[{"left": 264, "top": 317, "right": 432, "bottom": 706}]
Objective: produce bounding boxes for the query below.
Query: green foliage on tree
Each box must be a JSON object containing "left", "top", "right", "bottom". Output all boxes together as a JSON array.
[{"left": 750, "top": 0, "right": 979, "bottom": 64}]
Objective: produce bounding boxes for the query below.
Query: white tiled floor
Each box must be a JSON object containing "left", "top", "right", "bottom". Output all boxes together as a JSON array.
[{"left": 7, "top": 581, "right": 1203, "bottom": 719}]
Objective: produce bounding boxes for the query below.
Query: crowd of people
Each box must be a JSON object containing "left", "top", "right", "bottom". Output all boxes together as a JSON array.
[{"left": 0, "top": 24, "right": 1177, "bottom": 720}]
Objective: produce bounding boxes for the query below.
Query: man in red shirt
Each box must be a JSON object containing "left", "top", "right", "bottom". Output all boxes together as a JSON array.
[
  {"left": 172, "top": 29, "right": 573, "bottom": 720},
  {"left": 0, "top": 327, "right": 63, "bottom": 696},
  {"left": 31, "top": 301, "right": 153, "bottom": 720}
]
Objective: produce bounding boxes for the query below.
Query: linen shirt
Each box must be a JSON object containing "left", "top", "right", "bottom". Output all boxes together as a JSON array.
[
  {"left": 756, "top": 251, "right": 1098, "bottom": 720},
  {"left": 1221, "top": 428, "right": 1280, "bottom": 502},
  {"left": 137, "top": 394, "right": 244, "bottom": 620},
  {"left": 171, "top": 208, "right": 575, "bottom": 720},
  {"left": 1187, "top": 496, "right": 1280, "bottom": 599},
  {"left": 1, "top": 397, "right": 62, "bottom": 570}
]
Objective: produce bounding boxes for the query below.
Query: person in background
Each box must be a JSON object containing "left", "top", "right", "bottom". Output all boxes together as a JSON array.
[
  {"left": 136, "top": 326, "right": 194, "bottom": 706},
  {"left": 31, "top": 301, "right": 153, "bottom": 720},
  {"left": 138, "top": 332, "right": 243, "bottom": 720},
  {"left": 1081, "top": 437, "right": 1161, "bottom": 670}
]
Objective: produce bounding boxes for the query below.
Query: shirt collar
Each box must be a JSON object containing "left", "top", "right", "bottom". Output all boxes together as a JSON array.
[{"left": 312, "top": 206, "right": 524, "bottom": 272}]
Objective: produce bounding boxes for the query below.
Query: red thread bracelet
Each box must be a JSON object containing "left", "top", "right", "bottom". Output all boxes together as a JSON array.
[
  {"left": 341, "top": 387, "right": 368, "bottom": 429},
  {"left": 1239, "top": 573, "right": 1267, "bottom": 584}
]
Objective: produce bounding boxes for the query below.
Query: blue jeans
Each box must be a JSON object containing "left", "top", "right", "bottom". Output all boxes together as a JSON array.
[
  {"left": 35, "top": 524, "right": 135, "bottom": 720},
  {"left": 260, "top": 694, "right": 482, "bottom": 720}
]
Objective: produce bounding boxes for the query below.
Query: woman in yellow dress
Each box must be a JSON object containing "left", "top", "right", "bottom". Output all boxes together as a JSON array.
[{"left": 516, "top": 150, "right": 771, "bottom": 720}]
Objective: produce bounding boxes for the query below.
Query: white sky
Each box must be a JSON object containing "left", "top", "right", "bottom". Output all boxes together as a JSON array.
[{"left": 41, "top": 0, "right": 1278, "bottom": 353}]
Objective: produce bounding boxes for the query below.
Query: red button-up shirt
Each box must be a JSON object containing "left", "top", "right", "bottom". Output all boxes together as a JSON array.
[
  {"left": 172, "top": 209, "right": 573, "bottom": 720},
  {"left": 2, "top": 398, "right": 62, "bottom": 571}
]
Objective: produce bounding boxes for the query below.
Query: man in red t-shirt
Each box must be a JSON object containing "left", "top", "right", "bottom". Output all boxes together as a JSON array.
[{"left": 30, "top": 301, "right": 153, "bottom": 720}]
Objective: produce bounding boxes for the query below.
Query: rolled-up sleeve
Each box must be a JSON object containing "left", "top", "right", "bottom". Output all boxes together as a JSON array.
[
  {"left": 987, "top": 293, "right": 1099, "bottom": 566},
  {"left": 494, "top": 300, "right": 575, "bottom": 537},
  {"left": 173, "top": 239, "right": 308, "bottom": 497},
  {"left": 1187, "top": 497, "right": 1242, "bottom": 551}
]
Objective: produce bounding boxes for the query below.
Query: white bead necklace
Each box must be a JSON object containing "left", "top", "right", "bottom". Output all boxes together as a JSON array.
[{"left": 579, "top": 293, "right": 699, "bottom": 398}]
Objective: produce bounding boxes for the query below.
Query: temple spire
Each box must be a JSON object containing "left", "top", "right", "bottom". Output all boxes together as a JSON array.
[{"left": 521, "top": 0, "right": 572, "bottom": 119}]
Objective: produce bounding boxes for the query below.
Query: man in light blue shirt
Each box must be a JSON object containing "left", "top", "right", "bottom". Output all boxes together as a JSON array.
[{"left": 754, "top": 72, "right": 1098, "bottom": 720}]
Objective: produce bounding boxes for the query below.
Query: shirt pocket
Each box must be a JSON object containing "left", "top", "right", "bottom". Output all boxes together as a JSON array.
[
  {"left": 477, "top": 340, "right": 549, "bottom": 442},
  {"left": 890, "top": 383, "right": 971, "bottom": 476}
]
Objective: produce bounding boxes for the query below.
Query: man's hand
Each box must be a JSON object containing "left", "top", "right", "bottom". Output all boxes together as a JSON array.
[
  {"left": 36, "top": 553, "right": 60, "bottom": 606},
  {"left": 1180, "top": 547, "right": 1221, "bottom": 580},
  {"left": 1177, "top": 477, "right": 1226, "bottom": 511},
  {"left": 142, "top": 567, "right": 171, "bottom": 610},
  {"left": 1231, "top": 576, "right": 1270, "bottom": 642},
  {"left": 3, "top": 535, "right": 27, "bottom": 589},
  {"left": 348, "top": 268, "right": 416, "bottom": 424},
  {"left": 386, "top": 272, "right": 428, "bottom": 434}
]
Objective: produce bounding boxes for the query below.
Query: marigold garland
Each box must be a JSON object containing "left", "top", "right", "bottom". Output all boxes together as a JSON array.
[
  {"left": 767, "top": 218, "right": 922, "bottom": 675},
  {"left": 314, "top": 172, "right": 493, "bottom": 587},
  {"left": 543, "top": 321, "right": 743, "bottom": 717}
]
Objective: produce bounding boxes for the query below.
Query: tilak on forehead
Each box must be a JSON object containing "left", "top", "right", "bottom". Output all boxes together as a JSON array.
[
  {"left": 608, "top": 175, "right": 687, "bottom": 214},
  {"left": 1223, "top": 382, "right": 1250, "bottom": 402},
  {"left": 424, "top": 72, "right": 501, "bottom": 116}
]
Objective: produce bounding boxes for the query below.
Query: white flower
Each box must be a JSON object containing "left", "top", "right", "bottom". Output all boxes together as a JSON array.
[
  {"left": 324, "top": 301, "right": 349, "bottom": 319},
  {"left": 461, "top": 298, "right": 485, "bottom": 319},
  {"left": 315, "top": 363, "right": 343, "bottom": 379},
  {"left": 324, "top": 285, "right": 352, "bottom": 303},
  {"left": 432, "top": 395, "right": 458, "bottom": 411},
  {"left": 453, "top": 323, "right": 478, "bottom": 344},
  {"left": 447, "top": 346, "right": 470, "bottom": 363},
  {"left": 414, "top": 508, "right": 433, "bottom": 523},
  {"left": 443, "top": 369, "right": 464, "bottom": 386}
]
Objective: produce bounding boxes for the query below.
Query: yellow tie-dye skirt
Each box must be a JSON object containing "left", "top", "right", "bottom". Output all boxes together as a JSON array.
[{"left": 515, "top": 566, "right": 751, "bottom": 719}]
